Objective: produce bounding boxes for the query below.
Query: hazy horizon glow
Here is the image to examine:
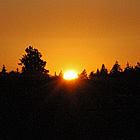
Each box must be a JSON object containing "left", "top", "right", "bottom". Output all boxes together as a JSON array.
[{"left": 0, "top": 0, "right": 140, "bottom": 75}]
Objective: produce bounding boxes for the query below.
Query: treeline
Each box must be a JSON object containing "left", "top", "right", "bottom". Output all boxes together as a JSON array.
[
  {"left": 79, "top": 61, "right": 140, "bottom": 79},
  {"left": 0, "top": 46, "right": 140, "bottom": 79}
]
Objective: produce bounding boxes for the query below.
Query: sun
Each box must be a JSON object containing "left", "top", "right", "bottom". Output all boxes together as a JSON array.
[{"left": 63, "top": 70, "right": 78, "bottom": 80}]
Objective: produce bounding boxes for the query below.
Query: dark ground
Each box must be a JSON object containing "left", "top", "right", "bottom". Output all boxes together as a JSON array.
[{"left": 1, "top": 76, "right": 140, "bottom": 140}]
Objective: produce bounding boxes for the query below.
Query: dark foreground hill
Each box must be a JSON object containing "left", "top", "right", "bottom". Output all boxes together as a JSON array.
[{"left": 1, "top": 76, "right": 140, "bottom": 140}]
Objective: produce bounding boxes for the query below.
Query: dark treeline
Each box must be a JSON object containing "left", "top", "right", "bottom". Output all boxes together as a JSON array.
[
  {"left": 1, "top": 46, "right": 140, "bottom": 139},
  {"left": 0, "top": 46, "right": 140, "bottom": 80}
]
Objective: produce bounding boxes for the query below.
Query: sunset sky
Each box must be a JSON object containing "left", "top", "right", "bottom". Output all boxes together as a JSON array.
[{"left": 0, "top": 0, "right": 140, "bottom": 75}]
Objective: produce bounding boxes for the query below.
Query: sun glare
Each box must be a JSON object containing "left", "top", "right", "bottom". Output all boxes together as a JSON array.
[{"left": 63, "top": 70, "right": 78, "bottom": 80}]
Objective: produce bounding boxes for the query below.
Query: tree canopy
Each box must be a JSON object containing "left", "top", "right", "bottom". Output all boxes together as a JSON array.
[
  {"left": 110, "top": 61, "right": 122, "bottom": 74},
  {"left": 19, "top": 46, "right": 49, "bottom": 74}
]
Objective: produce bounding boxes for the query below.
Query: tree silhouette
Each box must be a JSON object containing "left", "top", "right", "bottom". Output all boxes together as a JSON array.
[
  {"left": 58, "top": 70, "right": 63, "bottom": 78},
  {"left": 2, "top": 65, "right": 6, "bottom": 73},
  {"left": 135, "top": 62, "right": 140, "bottom": 72},
  {"left": 9, "top": 70, "right": 16, "bottom": 76},
  {"left": 95, "top": 68, "right": 100, "bottom": 75},
  {"left": 100, "top": 64, "right": 108, "bottom": 75},
  {"left": 124, "top": 62, "right": 133, "bottom": 73},
  {"left": 19, "top": 46, "right": 49, "bottom": 74},
  {"left": 79, "top": 69, "right": 87, "bottom": 79},
  {"left": 1, "top": 65, "right": 7, "bottom": 76},
  {"left": 54, "top": 71, "right": 57, "bottom": 77},
  {"left": 89, "top": 71, "right": 94, "bottom": 79},
  {"left": 110, "top": 61, "right": 122, "bottom": 74}
]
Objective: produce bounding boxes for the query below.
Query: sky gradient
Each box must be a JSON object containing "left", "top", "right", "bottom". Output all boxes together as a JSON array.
[{"left": 0, "top": 0, "right": 140, "bottom": 75}]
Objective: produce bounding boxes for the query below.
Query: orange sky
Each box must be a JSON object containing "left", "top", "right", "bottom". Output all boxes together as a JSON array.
[{"left": 0, "top": 0, "right": 140, "bottom": 75}]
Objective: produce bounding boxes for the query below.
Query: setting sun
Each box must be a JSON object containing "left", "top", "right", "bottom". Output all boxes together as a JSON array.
[{"left": 63, "top": 70, "right": 78, "bottom": 80}]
